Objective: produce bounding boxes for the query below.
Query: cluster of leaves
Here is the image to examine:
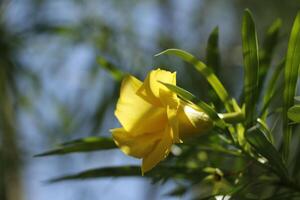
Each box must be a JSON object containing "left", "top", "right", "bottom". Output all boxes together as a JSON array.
[{"left": 36, "top": 9, "right": 300, "bottom": 199}]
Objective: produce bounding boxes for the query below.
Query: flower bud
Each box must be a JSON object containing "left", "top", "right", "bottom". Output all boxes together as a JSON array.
[{"left": 178, "top": 102, "right": 213, "bottom": 138}]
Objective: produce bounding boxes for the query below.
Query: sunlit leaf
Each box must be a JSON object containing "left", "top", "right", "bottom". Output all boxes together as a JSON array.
[
  {"left": 35, "top": 137, "right": 116, "bottom": 157},
  {"left": 156, "top": 49, "right": 233, "bottom": 112},
  {"left": 242, "top": 9, "right": 259, "bottom": 128},
  {"left": 160, "top": 82, "right": 221, "bottom": 122},
  {"left": 282, "top": 12, "right": 300, "bottom": 160},
  {"left": 287, "top": 105, "right": 300, "bottom": 123}
]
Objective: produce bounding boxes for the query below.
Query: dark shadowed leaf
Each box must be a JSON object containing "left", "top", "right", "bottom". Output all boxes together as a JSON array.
[
  {"left": 47, "top": 165, "right": 203, "bottom": 183},
  {"left": 35, "top": 137, "right": 116, "bottom": 157},
  {"left": 48, "top": 166, "right": 141, "bottom": 182},
  {"left": 257, "top": 118, "right": 274, "bottom": 144},
  {"left": 260, "top": 60, "right": 284, "bottom": 119},
  {"left": 164, "top": 185, "right": 187, "bottom": 197},
  {"left": 206, "top": 26, "right": 220, "bottom": 75},
  {"left": 258, "top": 18, "right": 282, "bottom": 92},
  {"left": 206, "top": 27, "right": 223, "bottom": 110},
  {"left": 246, "top": 126, "right": 289, "bottom": 180}
]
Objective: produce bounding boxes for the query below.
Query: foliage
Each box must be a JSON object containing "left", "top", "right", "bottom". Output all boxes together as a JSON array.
[{"left": 36, "top": 9, "right": 300, "bottom": 200}]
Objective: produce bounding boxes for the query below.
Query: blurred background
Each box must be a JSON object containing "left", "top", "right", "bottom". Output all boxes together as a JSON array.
[{"left": 1, "top": 0, "right": 300, "bottom": 200}]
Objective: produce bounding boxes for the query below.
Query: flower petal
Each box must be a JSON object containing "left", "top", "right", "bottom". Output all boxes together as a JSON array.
[
  {"left": 142, "top": 69, "right": 177, "bottom": 105},
  {"left": 111, "top": 128, "right": 161, "bottom": 158},
  {"left": 167, "top": 105, "right": 181, "bottom": 143},
  {"left": 141, "top": 126, "right": 173, "bottom": 174},
  {"left": 115, "top": 75, "right": 167, "bottom": 135}
]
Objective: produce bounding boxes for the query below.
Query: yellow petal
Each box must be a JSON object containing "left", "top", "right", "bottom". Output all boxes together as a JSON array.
[
  {"left": 115, "top": 75, "right": 167, "bottom": 135},
  {"left": 111, "top": 128, "right": 161, "bottom": 158},
  {"left": 141, "top": 126, "right": 173, "bottom": 174},
  {"left": 142, "top": 69, "right": 177, "bottom": 105},
  {"left": 167, "top": 105, "right": 181, "bottom": 143}
]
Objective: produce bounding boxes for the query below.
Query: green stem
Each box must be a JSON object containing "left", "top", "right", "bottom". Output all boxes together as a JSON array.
[{"left": 218, "top": 112, "right": 245, "bottom": 124}]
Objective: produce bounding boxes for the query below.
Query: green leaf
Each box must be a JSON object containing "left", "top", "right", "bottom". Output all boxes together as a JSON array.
[
  {"left": 164, "top": 186, "right": 187, "bottom": 197},
  {"left": 48, "top": 166, "right": 141, "bottom": 183},
  {"left": 242, "top": 9, "right": 260, "bottom": 128},
  {"left": 160, "top": 82, "right": 220, "bottom": 122},
  {"left": 35, "top": 137, "right": 116, "bottom": 157},
  {"left": 246, "top": 126, "right": 289, "bottom": 180},
  {"left": 282, "top": 12, "right": 300, "bottom": 161},
  {"left": 257, "top": 118, "right": 274, "bottom": 144},
  {"left": 258, "top": 18, "right": 282, "bottom": 91},
  {"left": 260, "top": 60, "right": 284, "bottom": 120},
  {"left": 206, "top": 27, "right": 223, "bottom": 110},
  {"left": 159, "top": 81, "right": 197, "bottom": 102},
  {"left": 288, "top": 105, "right": 300, "bottom": 122},
  {"left": 159, "top": 82, "right": 238, "bottom": 143},
  {"left": 48, "top": 165, "right": 197, "bottom": 183},
  {"left": 206, "top": 26, "right": 220, "bottom": 75},
  {"left": 155, "top": 49, "right": 233, "bottom": 112},
  {"left": 97, "top": 57, "right": 124, "bottom": 81}
]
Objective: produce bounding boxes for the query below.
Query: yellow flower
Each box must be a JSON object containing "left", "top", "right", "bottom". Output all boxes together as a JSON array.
[{"left": 111, "top": 69, "right": 212, "bottom": 173}]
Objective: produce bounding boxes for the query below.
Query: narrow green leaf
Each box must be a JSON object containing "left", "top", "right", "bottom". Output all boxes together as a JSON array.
[
  {"left": 159, "top": 82, "right": 198, "bottom": 102},
  {"left": 160, "top": 82, "right": 220, "bottom": 122},
  {"left": 48, "top": 165, "right": 195, "bottom": 183},
  {"left": 246, "top": 126, "right": 289, "bottom": 180},
  {"left": 258, "top": 18, "right": 282, "bottom": 91},
  {"left": 206, "top": 26, "right": 220, "bottom": 74},
  {"left": 260, "top": 60, "right": 284, "bottom": 120},
  {"left": 257, "top": 118, "right": 274, "bottom": 144},
  {"left": 97, "top": 57, "right": 124, "bottom": 81},
  {"left": 283, "top": 12, "right": 300, "bottom": 161},
  {"left": 35, "top": 137, "right": 116, "bottom": 157},
  {"left": 164, "top": 186, "right": 187, "bottom": 197},
  {"left": 155, "top": 49, "right": 233, "bottom": 112},
  {"left": 48, "top": 166, "right": 141, "bottom": 182},
  {"left": 288, "top": 105, "right": 300, "bottom": 122},
  {"left": 160, "top": 82, "right": 233, "bottom": 141},
  {"left": 242, "top": 9, "right": 260, "bottom": 128},
  {"left": 206, "top": 27, "right": 223, "bottom": 110}
]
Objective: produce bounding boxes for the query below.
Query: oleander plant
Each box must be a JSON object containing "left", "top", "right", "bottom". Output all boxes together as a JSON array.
[{"left": 36, "top": 9, "right": 300, "bottom": 199}]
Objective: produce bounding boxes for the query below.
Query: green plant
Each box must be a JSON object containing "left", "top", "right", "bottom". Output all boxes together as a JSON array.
[{"left": 36, "top": 9, "right": 300, "bottom": 200}]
